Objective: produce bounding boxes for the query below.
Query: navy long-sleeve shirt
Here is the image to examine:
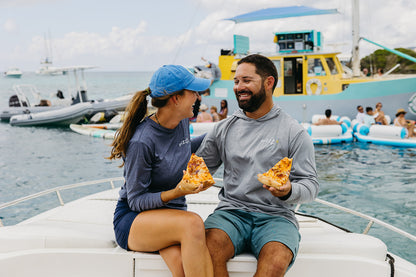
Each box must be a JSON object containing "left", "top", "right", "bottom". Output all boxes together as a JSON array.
[{"left": 118, "top": 117, "right": 204, "bottom": 212}]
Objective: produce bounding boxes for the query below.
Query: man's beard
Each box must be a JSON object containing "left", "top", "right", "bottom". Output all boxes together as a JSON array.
[{"left": 236, "top": 84, "right": 266, "bottom": 113}]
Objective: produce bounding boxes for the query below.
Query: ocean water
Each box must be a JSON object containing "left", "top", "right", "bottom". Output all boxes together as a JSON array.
[{"left": 0, "top": 72, "right": 415, "bottom": 264}]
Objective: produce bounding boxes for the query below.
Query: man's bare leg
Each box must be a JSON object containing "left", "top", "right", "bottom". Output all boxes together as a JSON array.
[
  {"left": 206, "top": 228, "right": 235, "bottom": 277},
  {"left": 255, "top": 241, "right": 293, "bottom": 277}
]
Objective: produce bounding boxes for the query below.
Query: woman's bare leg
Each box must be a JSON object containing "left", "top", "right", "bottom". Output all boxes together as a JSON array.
[
  {"left": 160, "top": 245, "right": 185, "bottom": 277},
  {"left": 128, "top": 209, "right": 213, "bottom": 277}
]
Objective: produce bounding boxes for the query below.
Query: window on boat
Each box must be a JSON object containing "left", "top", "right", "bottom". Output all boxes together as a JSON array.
[
  {"left": 271, "top": 60, "right": 282, "bottom": 88},
  {"left": 325, "top": 58, "right": 339, "bottom": 75},
  {"left": 307, "top": 58, "right": 326, "bottom": 76},
  {"left": 283, "top": 58, "right": 303, "bottom": 94},
  {"left": 284, "top": 61, "right": 293, "bottom": 77}
]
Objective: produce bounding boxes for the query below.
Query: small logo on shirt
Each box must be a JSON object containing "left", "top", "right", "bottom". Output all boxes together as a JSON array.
[
  {"left": 259, "top": 138, "right": 277, "bottom": 148},
  {"left": 179, "top": 138, "right": 190, "bottom": 147}
]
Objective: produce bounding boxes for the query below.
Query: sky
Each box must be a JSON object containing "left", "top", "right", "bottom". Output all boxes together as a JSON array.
[{"left": 1, "top": 0, "right": 416, "bottom": 72}]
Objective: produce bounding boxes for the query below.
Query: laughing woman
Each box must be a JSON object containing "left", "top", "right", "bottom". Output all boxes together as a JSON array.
[{"left": 108, "top": 65, "right": 213, "bottom": 277}]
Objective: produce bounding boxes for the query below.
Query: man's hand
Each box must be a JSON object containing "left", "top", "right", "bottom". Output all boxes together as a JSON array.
[{"left": 263, "top": 179, "right": 292, "bottom": 198}]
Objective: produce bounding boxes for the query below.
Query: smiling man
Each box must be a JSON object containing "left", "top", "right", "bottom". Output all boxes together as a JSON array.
[{"left": 196, "top": 54, "right": 319, "bottom": 276}]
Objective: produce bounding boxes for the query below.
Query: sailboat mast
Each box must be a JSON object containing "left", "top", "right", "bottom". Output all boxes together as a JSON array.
[
  {"left": 48, "top": 30, "right": 53, "bottom": 64},
  {"left": 352, "top": 0, "right": 360, "bottom": 77}
]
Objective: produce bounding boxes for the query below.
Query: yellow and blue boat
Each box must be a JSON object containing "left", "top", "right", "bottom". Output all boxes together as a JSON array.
[{"left": 201, "top": 5, "right": 416, "bottom": 122}]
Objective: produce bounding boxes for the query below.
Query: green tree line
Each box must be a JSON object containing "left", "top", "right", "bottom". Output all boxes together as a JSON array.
[{"left": 360, "top": 48, "right": 416, "bottom": 74}]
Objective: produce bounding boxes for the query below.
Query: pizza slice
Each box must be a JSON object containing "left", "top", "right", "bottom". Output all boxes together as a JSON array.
[
  {"left": 180, "top": 154, "right": 215, "bottom": 191},
  {"left": 257, "top": 157, "right": 293, "bottom": 188}
]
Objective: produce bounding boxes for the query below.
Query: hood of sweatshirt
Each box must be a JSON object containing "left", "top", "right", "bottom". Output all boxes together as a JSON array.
[{"left": 232, "top": 104, "right": 282, "bottom": 122}]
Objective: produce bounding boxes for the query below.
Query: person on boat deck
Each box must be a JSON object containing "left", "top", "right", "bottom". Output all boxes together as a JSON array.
[
  {"left": 201, "top": 57, "right": 222, "bottom": 81},
  {"left": 374, "top": 68, "right": 384, "bottom": 79},
  {"left": 394, "top": 108, "right": 416, "bottom": 137},
  {"left": 373, "top": 102, "right": 389, "bottom": 125},
  {"left": 196, "top": 54, "right": 319, "bottom": 277},
  {"left": 56, "top": 90, "right": 64, "bottom": 99},
  {"left": 196, "top": 104, "right": 213, "bottom": 123},
  {"left": 36, "top": 99, "right": 51, "bottom": 106},
  {"left": 210, "top": 106, "right": 220, "bottom": 122},
  {"left": 190, "top": 92, "right": 202, "bottom": 122},
  {"left": 362, "top": 68, "right": 371, "bottom": 77},
  {"left": 376, "top": 68, "right": 384, "bottom": 77},
  {"left": 218, "top": 99, "right": 228, "bottom": 120},
  {"left": 313, "top": 109, "right": 342, "bottom": 125},
  {"left": 363, "top": 107, "right": 376, "bottom": 127},
  {"left": 355, "top": 105, "right": 365, "bottom": 124},
  {"left": 108, "top": 65, "right": 213, "bottom": 277}
]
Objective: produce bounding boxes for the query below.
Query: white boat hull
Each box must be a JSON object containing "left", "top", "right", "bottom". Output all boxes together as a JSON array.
[
  {"left": 4, "top": 68, "right": 22, "bottom": 78},
  {"left": 4, "top": 73, "right": 22, "bottom": 78},
  {"left": 206, "top": 76, "right": 416, "bottom": 122},
  {"left": 9, "top": 103, "right": 93, "bottom": 127},
  {"left": 0, "top": 183, "right": 415, "bottom": 276},
  {"left": 1, "top": 96, "right": 130, "bottom": 123},
  {"left": 90, "top": 94, "right": 132, "bottom": 113}
]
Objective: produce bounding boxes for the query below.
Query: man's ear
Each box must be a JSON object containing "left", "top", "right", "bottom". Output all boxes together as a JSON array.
[{"left": 264, "top": 76, "right": 275, "bottom": 91}]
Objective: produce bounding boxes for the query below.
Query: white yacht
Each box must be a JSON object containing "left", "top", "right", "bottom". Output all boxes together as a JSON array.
[
  {"left": 4, "top": 68, "right": 22, "bottom": 78},
  {"left": 0, "top": 177, "right": 415, "bottom": 276}
]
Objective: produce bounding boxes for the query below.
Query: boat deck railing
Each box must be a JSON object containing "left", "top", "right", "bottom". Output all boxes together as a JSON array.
[
  {"left": 295, "top": 198, "right": 416, "bottom": 243},
  {"left": 0, "top": 177, "right": 124, "bottom": 227},
  {"left": 1, "top": 177, "right": 415, "bottom": 244}
]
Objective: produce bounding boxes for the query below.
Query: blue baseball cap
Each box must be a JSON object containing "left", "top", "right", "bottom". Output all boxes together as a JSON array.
[{"left": 149, "top": 65, "right": 211, "bottom": 98}]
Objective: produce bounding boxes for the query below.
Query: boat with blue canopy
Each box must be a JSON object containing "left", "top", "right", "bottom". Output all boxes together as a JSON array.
[{"left": 199, "top": 3, "right": 416, "bottom": 123}]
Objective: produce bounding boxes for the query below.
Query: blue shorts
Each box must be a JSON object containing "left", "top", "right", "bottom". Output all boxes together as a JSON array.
[
  {"left": 113, "top": 200, "right": 139, "bottom": 250},
  {"left": 204, "top": 209, "right": 300, "bottom": 267}
]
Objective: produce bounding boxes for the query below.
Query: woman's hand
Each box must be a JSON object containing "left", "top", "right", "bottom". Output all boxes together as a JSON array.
[
  {"left": 176, "top": 170, "right": 204, "bottom": 195},
  {"left": 177, "top": 180, "right": 204, "bottom": 195},
  {"left": 161, "top": 171, "right": 203, "bottom": 203}
]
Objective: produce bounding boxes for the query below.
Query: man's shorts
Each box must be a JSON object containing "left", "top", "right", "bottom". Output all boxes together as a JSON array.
[{"left": 204, "top": 209, "right": 300, "bottom": 267}]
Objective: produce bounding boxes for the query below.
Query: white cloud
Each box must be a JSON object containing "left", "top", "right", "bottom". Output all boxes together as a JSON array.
[
  {"left": 2, "top": 0, "right": 416, "bottom": 71},
  {"left": 3, "top": 19, "right": 18, "bottom": 33}
]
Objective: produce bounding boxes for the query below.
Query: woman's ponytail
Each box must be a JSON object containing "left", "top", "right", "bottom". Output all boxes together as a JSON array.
[{"left": 107, "top": 88, "right": 150, "bottom": 166}]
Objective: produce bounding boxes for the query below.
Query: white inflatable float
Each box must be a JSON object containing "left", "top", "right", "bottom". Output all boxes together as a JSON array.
[
  {"left": 352, "top": 121, "right": 416, "bottom": 147},
  {"left": 304, "top": 115, "right": 353, "bottom": 145},
  {"left": 70, "top": 124, "right": 116, "bottom": 140},
  {"left": 189, "top": 122, "right": 216, "bottom": 138}
]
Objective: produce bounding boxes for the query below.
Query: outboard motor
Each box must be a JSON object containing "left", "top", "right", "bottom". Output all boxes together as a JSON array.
[
  {"left": 9, "top": 95, "right": 28, "bottom": 107},
  {"left": 72, "top": 90, "right": 89, "bottom": 104}
]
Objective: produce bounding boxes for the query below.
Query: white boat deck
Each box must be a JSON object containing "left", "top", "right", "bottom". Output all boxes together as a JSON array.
[{"left": 0, "top": 186, "right": 415, "bottom": 276}]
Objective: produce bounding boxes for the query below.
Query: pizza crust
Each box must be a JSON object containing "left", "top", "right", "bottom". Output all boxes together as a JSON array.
[{"left": 257, "top": 157, "right": 293, "bottom": 188}]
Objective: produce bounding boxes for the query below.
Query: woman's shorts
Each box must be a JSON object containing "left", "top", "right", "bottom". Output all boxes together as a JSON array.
[
  {"left": 113, "top": 200, "right": 139, "bottom": 250},
  {"left": 204, "top": 209, "right": 300, "bottom": 269}
]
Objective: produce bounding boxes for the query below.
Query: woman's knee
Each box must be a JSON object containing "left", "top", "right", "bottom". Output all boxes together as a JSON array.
[{"left": 181, "top": 212, "right": 206, "bottom": 240}]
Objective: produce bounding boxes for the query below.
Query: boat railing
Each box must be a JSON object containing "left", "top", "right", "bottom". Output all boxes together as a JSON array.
[
  {"left": 215, "top": 178, "right": 416, "bottom": 243},
  {"left": 295, "top": 198, "right": 416, "bottom": 243},
  {"left": 0, "top": 177, "right": 124, "bottom": 227},
  {"left": 1, "top": 176, "right": 416, "bottom": 245},
  {"left": 12, "top": 84, "right": 41, "bottom": 106}
]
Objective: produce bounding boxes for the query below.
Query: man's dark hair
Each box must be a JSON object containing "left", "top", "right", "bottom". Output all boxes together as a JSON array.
[
  {"left": 237, "top": 54, "right": 278, "bottom": 90},
  {"left": 325, "top": 109, "right": 332, "bottom": 118},
  {"left": 366, "top": 107, "right": 373, "bottom": 113}
]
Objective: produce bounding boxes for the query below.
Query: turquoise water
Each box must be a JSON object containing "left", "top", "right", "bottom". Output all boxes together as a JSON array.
[{"left": 0, "top": 72, "right": 415, "bottom": 264}]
